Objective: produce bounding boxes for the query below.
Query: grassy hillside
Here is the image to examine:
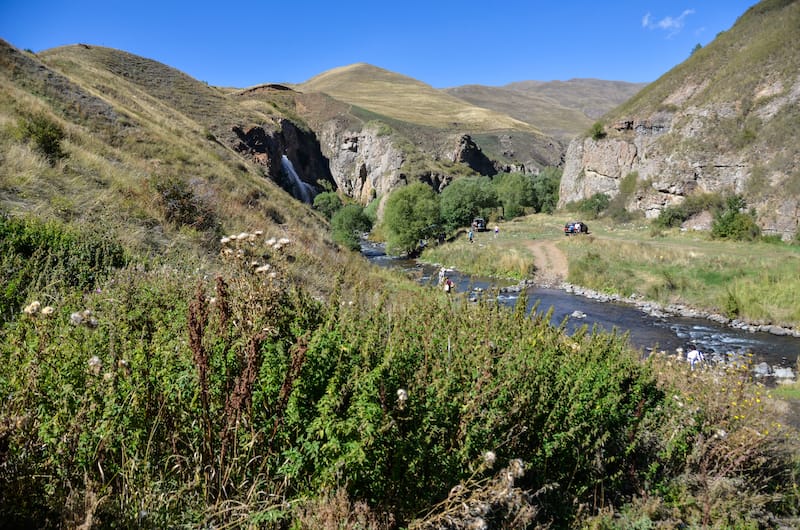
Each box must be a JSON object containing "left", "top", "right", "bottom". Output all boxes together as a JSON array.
[
  {"left": 298, "top": 63, "right": 541, "bottom": 133},
  {"left": 608, "top": 0, "right": 799, "bottom": 119},
  {"left": 506, "top": 78, "right": 648, "bottom": 120},
  {"left": 444, "top": 84, "right": 591, "bottom": 140},
  {"left": 0, "top": 40, "right": 369, "bottom": 298}
]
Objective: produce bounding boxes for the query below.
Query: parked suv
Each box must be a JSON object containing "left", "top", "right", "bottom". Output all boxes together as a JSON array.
[
  {"left": 472, "top": 217, "right": 487, "bottom": 231},
  {"left": 564, "top": 221, "right": 588, "bottom": 235}
]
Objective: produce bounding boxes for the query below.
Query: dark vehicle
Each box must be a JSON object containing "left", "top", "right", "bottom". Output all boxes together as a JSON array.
[
  {"left": 472, "top": 217, "right": 487, "bottom": 232},
  {"left": 564, "top": 221, "right": 589, "bottom": 235}
]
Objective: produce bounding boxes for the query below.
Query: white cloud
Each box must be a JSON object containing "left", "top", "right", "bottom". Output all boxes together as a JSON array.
[{"left": 642, "top": 9, "right": 696, "bottom": 37}]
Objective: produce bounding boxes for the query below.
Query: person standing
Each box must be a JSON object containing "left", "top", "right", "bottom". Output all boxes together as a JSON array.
[
  {"left": 468, "top": 229, "right": 474, "bottom": 243},
  {"left": 494, "top": 225, "right": 499, "bottom": 238}
]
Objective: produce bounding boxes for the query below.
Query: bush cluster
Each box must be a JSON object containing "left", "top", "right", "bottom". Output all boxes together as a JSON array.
[{"left": 15, "top": 113, "right": 68, "bottom": 165}]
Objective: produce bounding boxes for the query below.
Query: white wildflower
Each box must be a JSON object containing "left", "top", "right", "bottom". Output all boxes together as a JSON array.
[
  {"left": 23, "top": 301, "right": 41, "bottom": 315},
  {"left": 396, "top": 388, "right": 408, "bottom": 409},
  {"left": 255, "top": 264, "right": 271, "bottom": 273},
  {"left": 254, "top": 230, "right": 263, "bottom": 236},
  {"left": 483, "top": 450, "right": 497, "bottom": 468},
  {"left": 41, "top": 306, "right": 55, "bottom": 316},
  {"left": 237, "top": 232, "right": 249, "bottom": 241},
  {"left": 220, "top": 236, "right": 231, "bottom": 245},
  {"left": 266, "top": 237, "right": 277, "bottom": 246},
  {"left": 70, "top": 311, "right": 85, "bottom": 325},
  {"left": 88, "top": 355, "right": 102, "bottom": 374},
  {"left": 277, "top": 237, "right": 291, "bottom": 246}
]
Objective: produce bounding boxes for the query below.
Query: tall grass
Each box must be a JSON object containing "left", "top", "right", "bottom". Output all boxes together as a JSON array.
[
  {"left": 1, "top": 211, "right": 797, "bottom": 528},
  {"left": 563, "top": 228, "right": 800, "bottom": 326}
]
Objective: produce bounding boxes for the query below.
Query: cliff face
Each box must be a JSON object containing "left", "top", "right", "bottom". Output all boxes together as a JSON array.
[
  {"left": 316, "top": 120, "right": 406, "bottom": 203},
  {"left": 559, "top": 0, "right": 800, "bottom": 238}
]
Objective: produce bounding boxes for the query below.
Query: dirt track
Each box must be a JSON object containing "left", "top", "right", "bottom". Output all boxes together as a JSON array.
[{"left": 525, "top": 239, "right": 568, "bottom": 286}]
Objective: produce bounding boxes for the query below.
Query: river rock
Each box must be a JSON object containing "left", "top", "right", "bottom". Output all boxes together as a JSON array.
[{"left": 772, "top": 367, "right": 795, "bottom": 380}]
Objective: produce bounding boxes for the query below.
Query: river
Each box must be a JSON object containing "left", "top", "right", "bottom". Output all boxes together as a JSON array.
[{"left": 362, "top": 242, "right": 799, "bottom": 374}]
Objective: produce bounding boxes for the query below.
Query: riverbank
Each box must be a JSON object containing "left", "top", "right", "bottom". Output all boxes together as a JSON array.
[{"left": 420, "top": 214, "right": 800, "bottom": 333}]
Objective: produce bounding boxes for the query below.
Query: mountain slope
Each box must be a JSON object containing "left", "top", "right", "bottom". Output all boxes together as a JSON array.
[
  {"left": 298, "top": 63, "right": 539, "bottom": 132},
  {"left": 295, "top": 63, "right": 563, "bottom": 175},
  {"left": 443, "top": 79, "right": 647, "bottom": 139},
  {"left": 559, "top": 0, "right": 800, "bottom": 238},
  {"left": 0, "top": 39, "right": 360, "bottom": 297}
]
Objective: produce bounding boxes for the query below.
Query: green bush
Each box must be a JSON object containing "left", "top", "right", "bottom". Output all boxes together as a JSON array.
[
  {"left": 313, "top": 191, "right": 343, "bottom": 220},
  {"left": 439, "top": 176, "right": 497, "bottom": 230},
  {"left": 575, "top": 193, "right": 611, "bottom": 219},
  {"left": 331, "top": 204, "right": 372, "bottom": 251},
  {"left": 590, "top": 121, "right": 607, "bottom": 140},
  {"left": 16, "top": 114, "right": 68, "bottom": 164},
  {"left": 382, "top": 183, "right": 441, "bottom": 255},
  {"left": 711, "top": 195, "right": 761, "bottom": 241},
  {"left": 0, "top": 215, "right": 126, "bottom": 322}
]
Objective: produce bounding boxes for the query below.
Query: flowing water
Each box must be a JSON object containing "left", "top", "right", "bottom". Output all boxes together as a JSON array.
[
  {"left": 280, "top": 155, "right": 315, "bottom": 204},
  {"left": 362, "top": 241, "right": 800, "bottom": 371}
]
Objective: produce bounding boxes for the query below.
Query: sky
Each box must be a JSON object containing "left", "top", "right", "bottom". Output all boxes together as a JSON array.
[{"left": 1, "top": 1, "right": 758, "bottom": 89}]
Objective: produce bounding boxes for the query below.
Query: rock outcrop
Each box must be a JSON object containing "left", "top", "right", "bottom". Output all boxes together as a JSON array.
[{"left": 558, "top": 0, "right": 800, "bottom": 239}]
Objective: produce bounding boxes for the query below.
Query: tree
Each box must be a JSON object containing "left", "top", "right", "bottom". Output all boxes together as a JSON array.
[
  {"left": 531, "top": 167, "right": 561, "bottom": 214},
  {"left": 382, "top": 183, "right": 441, "bottom": 256},
  {"left": 492, "top": 172, "right": 534, "bottom": 219},
  {"left": 439, "top": 176, "right": 497, "bottom": 230},
  {"left": 313, "top": 191, "right": 343, "bottom": 220},
  {"left": 711, "top": 195, "right": 761, "bottom": 241},
  {"left": 331, "top": 204, "right": 372, "bottom": 251}
]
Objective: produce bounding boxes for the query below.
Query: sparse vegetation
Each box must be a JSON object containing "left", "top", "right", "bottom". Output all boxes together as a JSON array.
[{"left": 15, "top": 113, "right": 68, "bottom": 164}]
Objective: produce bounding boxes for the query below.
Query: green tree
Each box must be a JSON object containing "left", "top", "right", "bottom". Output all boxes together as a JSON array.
[
  {"left": 532, "top": 167, "right": 562, "bottom": 214},
  {"left": 492, "top": 172, "right": 534, "bottom": 219},
  {"left": 382, "top": 183, "right": 441, "bottom": 256},
  {"left": 331, "top": 204, "right": 372, "bottom": 251},
  {"left": 439, "top": 176, "right": 497, "bottom": 230},
  {"left": 711, "top": 195, "right": 761, "bottom": 241},
  {"left": 576, "top": 192, "right": 610, "bottom": 219},
  {"left": 313, "top": 191, "right": 343, "bottom": 220}
]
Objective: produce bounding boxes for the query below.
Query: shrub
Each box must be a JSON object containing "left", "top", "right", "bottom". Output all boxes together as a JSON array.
[
  {"left": 313, "top": 191, "right": 343, "bottom": 220},
  {"left": 16, "top": 114, "right": 67, "bottom": 165},
  {"left": 153, "top": 177, "right": 218, "bottom": 232},
  {"left": 575, "top": 193, "right": 610, "bottom": 219},
  {"left": 0, "top": 215, "right": 126, "bottom": 322},
  {"left": 590, "top": 121, "right": 607, "bottom": 140},
  {"left": 331, "top": 204, "right": 372, "bottom": 251},
  {"left": 382, "top": 183, "right": 441, "bottom": 256},
  {"left": 711, "top": 195, "right": 761, "bottom": 241}
]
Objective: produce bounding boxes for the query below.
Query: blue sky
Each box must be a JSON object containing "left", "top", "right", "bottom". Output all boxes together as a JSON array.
[{"left": 1, "top": 1, "right": 757, "bottom": 88}]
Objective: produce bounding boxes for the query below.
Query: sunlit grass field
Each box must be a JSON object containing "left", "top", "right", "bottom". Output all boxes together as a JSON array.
[{"left": 421, "top": 213, "right": 800, "bottom": 328}]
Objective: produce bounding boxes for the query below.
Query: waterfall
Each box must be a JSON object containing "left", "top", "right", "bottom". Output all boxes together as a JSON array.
[{"left": 280, "top": 155, "right": 315, "bottom": 204}]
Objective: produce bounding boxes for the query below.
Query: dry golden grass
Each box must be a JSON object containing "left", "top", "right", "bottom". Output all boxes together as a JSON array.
[{"left": 299, "top": 63, "right": 543, "bottom": 133}]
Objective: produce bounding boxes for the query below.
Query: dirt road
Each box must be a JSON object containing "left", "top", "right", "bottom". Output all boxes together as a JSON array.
[{"left": 525, "top": 239, "right": 568, "bottom": 286}]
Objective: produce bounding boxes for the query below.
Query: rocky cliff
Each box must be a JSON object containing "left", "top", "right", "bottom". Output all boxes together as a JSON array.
[{"left": 559, "top": 0, "right": 800, "bottom": 238}]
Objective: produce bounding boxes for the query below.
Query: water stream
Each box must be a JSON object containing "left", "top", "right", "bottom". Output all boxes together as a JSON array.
[{"left": 362, "top": 241, "right": 799, "bottom": 373}]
